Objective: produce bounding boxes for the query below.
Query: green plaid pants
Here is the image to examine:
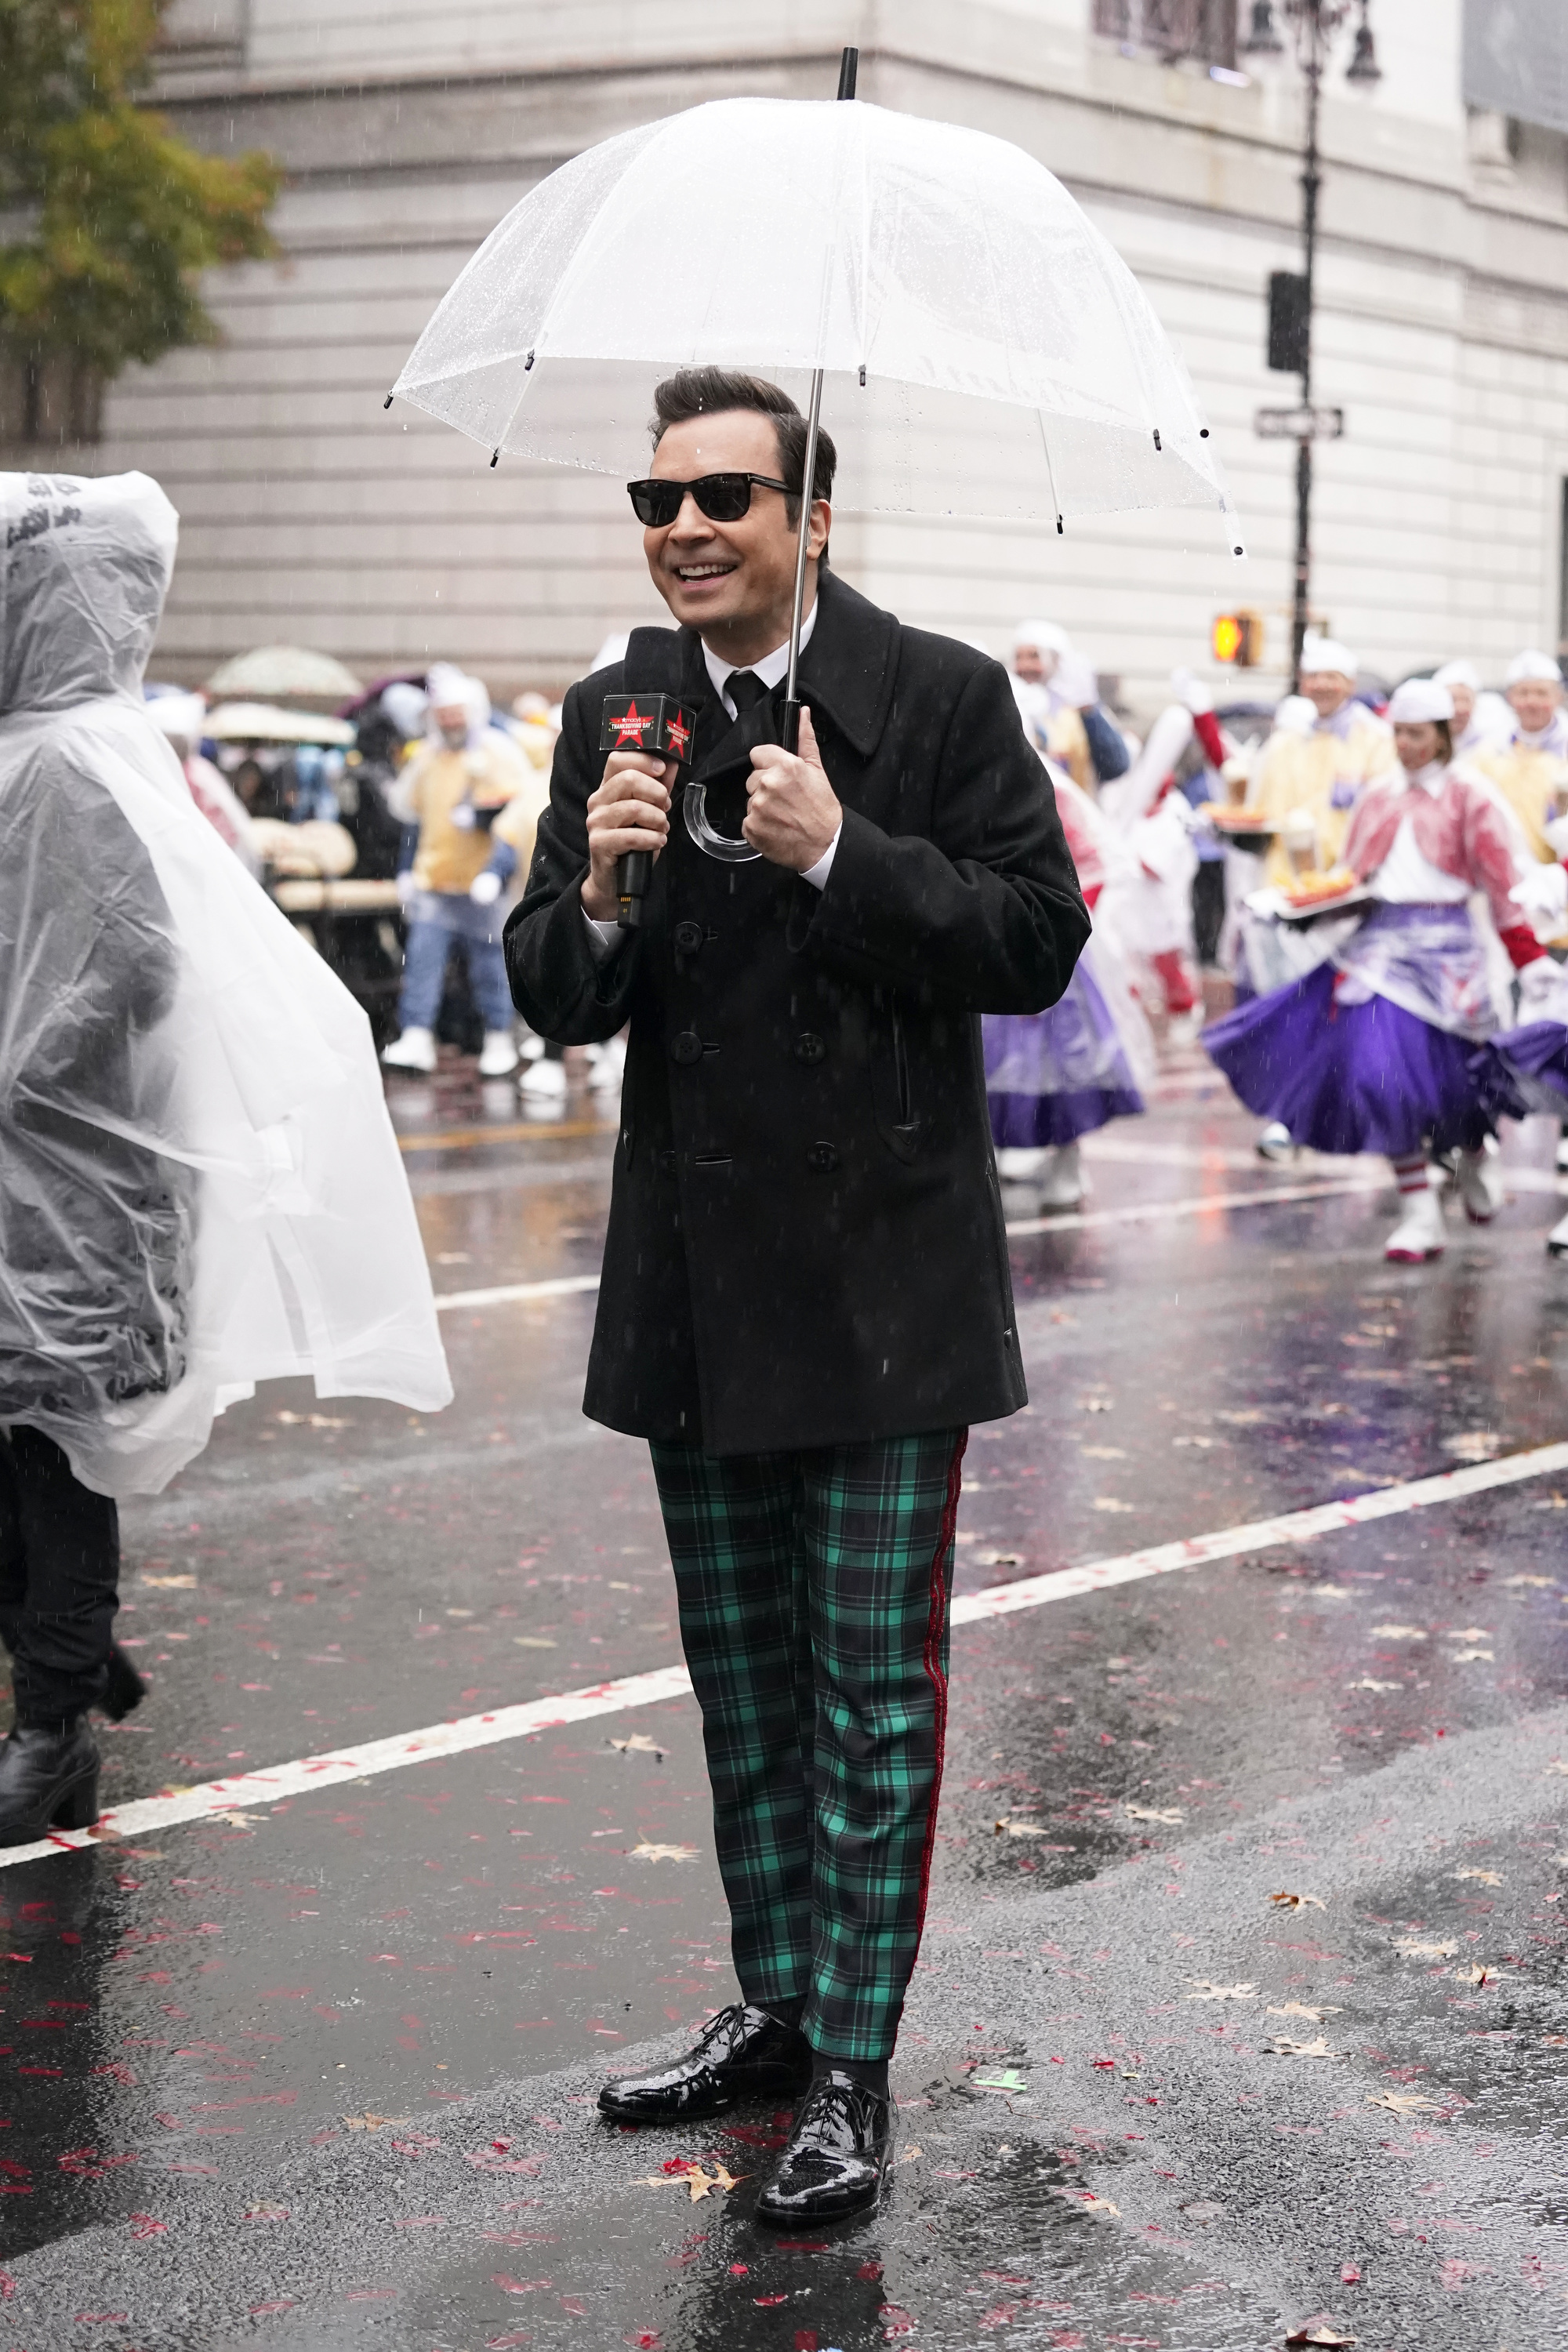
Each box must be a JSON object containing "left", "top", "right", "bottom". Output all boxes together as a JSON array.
[{"left": 648, "top": 1428, "right": 967, "bottom": 2063}]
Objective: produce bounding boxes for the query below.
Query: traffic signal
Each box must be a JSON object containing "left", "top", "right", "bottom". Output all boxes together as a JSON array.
[
  {"left": 1267, "top": 271, "right": 1310, "bottom": 374},
  {"left": 1211, "top": 609, "right": 1263, "bottom": 666}
]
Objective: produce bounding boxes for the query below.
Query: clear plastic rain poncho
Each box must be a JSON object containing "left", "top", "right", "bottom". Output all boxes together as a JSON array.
[{"left": 0, "top": 471, "right": 452, "bottom": 1497}]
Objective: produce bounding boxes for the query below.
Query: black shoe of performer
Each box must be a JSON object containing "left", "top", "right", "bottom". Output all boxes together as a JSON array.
[
  {"left": 100, "top": 1644, "right": 147, "bottom": 1723},
  {"left": 0, "top": 1719, "right": 100, "bottom": 1846},
  {"left": 754, "top": 2070, "right": 892, "bottom": 2228},
  {"left": 597, "top": 2002, "right": 812, "bottom": 2124}
]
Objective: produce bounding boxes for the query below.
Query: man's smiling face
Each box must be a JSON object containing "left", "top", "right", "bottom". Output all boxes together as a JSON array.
[{"left": 643, "top": 409, "right": 826, "bottom": 656}]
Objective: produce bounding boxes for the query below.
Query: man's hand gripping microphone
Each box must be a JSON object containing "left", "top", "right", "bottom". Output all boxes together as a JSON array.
[{"left": 598, "top": 697, "right": 697, "bottom": 929}]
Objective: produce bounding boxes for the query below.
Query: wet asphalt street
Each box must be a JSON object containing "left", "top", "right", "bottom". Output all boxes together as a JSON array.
[{"left": 5, "top": 1033, "right": 1568, "bottom": 2351}]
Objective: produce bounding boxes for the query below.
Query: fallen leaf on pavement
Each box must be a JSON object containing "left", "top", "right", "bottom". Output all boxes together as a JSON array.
[
  {"left": 1127, "top": 1804, "right": 1185, "bottom": 1824},
  {"left": 1079, "top": 1446, "right": 1126, "bottom": 1461},
  {"left": 1185, "top": 1980, "right": 1257, "bottom": 2002},
  {"left": 513, "top": 1636, "right": 557, "bottom": 1649},
  {"left": 1453, "top": 1868, "right": 1502, "bottom": 1887},
  {"left": 1269, "top": 1892, "right": 1327, "bottom": 1911},
  {"left": 630, "top": 1843, "right": 698, "bottom": 1863},
  {"left": 1093, "top": 1497, "right": 1136, "bottom": 1513},
  {"left": 1503, "top": 1573, "right": 1554, "bottom": 1588},
  {"left": 1370, "top": 1625, "right": 1427, "bottom": 1640},
  {"left": 1442, "top": 1431, "right": 1501, "bottom": 1462},
  {"left": 1268, "top": 2002, "right": 1341, "bottom": 2022},
  {"left": 1058, "top": 2190, "right": 1119, "bottom": 2215},
  {"left": 140, "top": 1574, "right": 197, "bottom": 1589},
  {"left": 1347, "top": 1678, "right": 1400, "bottom": 1693},
  {"left": 973, "top": 2068, "right": 1029, "bottom": 2093},
  {"left": 1394, "top": 1940, "right": 1457, "bottom": 1960},
  {"left": 1285, "top": 2328, "right": 1356, "bottom": 2349},
  {"left": 633, "top": 2163, "right": 743, "bottom": 2203},
  {"left": 898, "top": 2145, "right": 923, "bottom": 2163},
  {"left": 1452, "top": 1962, "right": 1491, "bottom": 1986},
  {"left": 1366, "top": 2090, "right": 1443, "bottom": 2115},
  {"left": 1450, "top": 1650, "right": 1494, "bottom": 1664},
  {"left": 1445, "top": 1627, "right": 1492, "bottom": 1641},
  {"left": 975, "top": 1550, "right": 1022, "bottom": 1566},
  {"left": 610, "top": 1735, "right": 664, "bottom": 1755},
  {"left": 994, "top": 1817, "right": 1049, "bottom": 1838},
  {"left": 242, "top": 2201, "right": 291, "bottom": 2220},
  {"left": 1267, "top": 2037, "right": 1336, "bottom": 2059},
  {"left": 343, "top": 2114, "right": 408, "bottom": 2132}
]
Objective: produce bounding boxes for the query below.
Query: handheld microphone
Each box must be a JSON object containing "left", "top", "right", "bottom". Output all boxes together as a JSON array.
[{"left": 599, "top": 695, "right": 697, "bottom": 929}]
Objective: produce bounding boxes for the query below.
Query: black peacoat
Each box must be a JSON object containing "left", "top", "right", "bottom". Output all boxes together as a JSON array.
[{"left": 505, "top": 567, "right": 1090, "bottom": 1456}]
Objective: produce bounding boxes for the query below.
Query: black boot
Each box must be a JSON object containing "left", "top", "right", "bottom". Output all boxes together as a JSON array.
[
  {"left": 754, "top": 2070, "right": 892, "bottom": 2227},
  {"left": 100, "top": 1643, "right": 147, "bottom": 1722},
  {"left": 0, "top": 1719, "right": 100, "bottom": 1846},
  {"left": 597, "top": 2002, "right": 812, "bottom": 2125}
]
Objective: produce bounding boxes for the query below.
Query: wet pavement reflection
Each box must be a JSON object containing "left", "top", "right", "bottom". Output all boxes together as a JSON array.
[{"left": 5, "top": 1040, "right": 1568, "bottom": 2347}]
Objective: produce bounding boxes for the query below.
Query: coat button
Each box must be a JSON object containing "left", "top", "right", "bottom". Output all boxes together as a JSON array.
[
  {"left": 807, "top": 1141, "right": 840, "bottom": 1174},
  {"left": 793, "top": 1031, "right": 826, "bottom": 1065},
  {"left": 670, "top": 1030, "right": 704, "bottom": 1066},
  {"left": 673, "top": 920, "right": 703, "bottom": 954}
]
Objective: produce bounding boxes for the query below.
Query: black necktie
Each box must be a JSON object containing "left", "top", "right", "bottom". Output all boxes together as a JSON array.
[{"left": 726, "top": 668, "right": 770, "bottom": 717}]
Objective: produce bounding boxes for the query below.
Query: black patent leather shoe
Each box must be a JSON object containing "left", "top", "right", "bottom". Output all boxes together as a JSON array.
[
  {"left": 597, "top": 2002, "right": 812, "bottom": 2125},
  {"left": 0, "top": 1719, "right": 100, "bottom": 1846},
  {"left": 754, "top": 2070, "right": 891, "bottom": 2227}
]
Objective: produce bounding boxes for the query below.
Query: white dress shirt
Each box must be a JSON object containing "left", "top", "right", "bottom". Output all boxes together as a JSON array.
[{"left": 583, "top": 597, "right": 838, "bottom": 956}]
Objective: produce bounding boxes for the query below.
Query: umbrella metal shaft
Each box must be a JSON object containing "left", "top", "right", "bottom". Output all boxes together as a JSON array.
[
  {"left": 781, "top": 365, "right": 825, "bottom": 756},
  {"left": 782, "top": 45, "right": 855, "bottom": 757}
]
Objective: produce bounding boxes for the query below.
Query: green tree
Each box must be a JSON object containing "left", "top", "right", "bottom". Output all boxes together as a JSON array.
[{"left": 0, "top": 0, "right": 278, "bottom": 441}]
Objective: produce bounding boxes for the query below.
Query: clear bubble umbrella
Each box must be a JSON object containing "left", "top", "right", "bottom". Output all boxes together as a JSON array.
[{"left": 391, "top": 48, "right": 1241, "bottom": 747}]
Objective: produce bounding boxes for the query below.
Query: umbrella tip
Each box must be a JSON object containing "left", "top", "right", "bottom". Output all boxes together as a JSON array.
[
  {"left": 1057, "top": 516, "right": 1065, "bottom": 536},
  {"left": 837, "top": 45, "right": 858, "bottom": 100},
  {"left": 491, "top": 448, "right": 500, "bottom": 468},
  {"left": 1200, "top": 427, "right": 1210, "bottom": 438},
  {"left": 383, "top": 394, "right": 394, "bottom": 409},
  {"left": 1152, "top": 428, "right": 1162, "bottom": 452}
]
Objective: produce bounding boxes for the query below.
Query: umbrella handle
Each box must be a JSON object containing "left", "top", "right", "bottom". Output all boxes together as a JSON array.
[{"left": 683, "top": 782, "right": 763, "bottom": 864}]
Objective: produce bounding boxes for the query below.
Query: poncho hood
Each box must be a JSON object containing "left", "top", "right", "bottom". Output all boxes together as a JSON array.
[{"left": 1, "top": 470, "right": 176, "bottom": 716}]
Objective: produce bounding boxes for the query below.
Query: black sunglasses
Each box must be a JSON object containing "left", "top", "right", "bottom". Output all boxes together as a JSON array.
[{"left": 626, "top": 471, "right": 792, "bottom": 528}]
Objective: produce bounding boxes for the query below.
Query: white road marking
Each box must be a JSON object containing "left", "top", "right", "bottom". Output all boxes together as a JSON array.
[
  {"left": 10, "top": 1439, "right": 1567, "bottom": 1872},
  {"left": 435, "top": 1273, "right": 601, "bottom": 1311},
  {"left": 1004, "top": 1172, "right": 1384, "bottom": 1239}
]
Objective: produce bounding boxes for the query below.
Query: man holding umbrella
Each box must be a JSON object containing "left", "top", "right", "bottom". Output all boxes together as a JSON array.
[{"left": 507, "top": 368, "right": 1088, "bottom": 2225}]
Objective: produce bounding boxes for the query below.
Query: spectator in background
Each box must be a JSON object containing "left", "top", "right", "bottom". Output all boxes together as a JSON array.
[
  {"left": 1010, "top": 619, "right": 1130, "bottom": 795},
  {"left": 147, "top": 691, "right": 259, "bottom": 874},
  {"left": 381, "top": 663, "right": 532, "bottom": 1078}
]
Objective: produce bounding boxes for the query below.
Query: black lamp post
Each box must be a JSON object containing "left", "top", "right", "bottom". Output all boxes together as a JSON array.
[{"left": 1246, "top": 1, "right": 1381, "bottom": 685}]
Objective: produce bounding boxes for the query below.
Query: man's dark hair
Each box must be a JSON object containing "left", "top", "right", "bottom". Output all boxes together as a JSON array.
[{"left": 650, "top": 368, "right": 837, "bottom": 528}]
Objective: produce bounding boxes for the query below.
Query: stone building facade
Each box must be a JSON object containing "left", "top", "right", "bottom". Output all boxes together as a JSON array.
[{"left": 31, "top": 0, "right": 1568, "bottom": 706}]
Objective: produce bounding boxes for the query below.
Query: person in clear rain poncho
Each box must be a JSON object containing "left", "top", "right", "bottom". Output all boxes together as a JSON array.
[{"left": 0, "top": 471, "right": 451, "bottom": 1845}]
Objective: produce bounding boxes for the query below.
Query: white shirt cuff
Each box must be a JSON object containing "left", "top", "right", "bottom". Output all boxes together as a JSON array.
[
  {"left": 799, "top": 823, "right": 842, "bottom": 892},
  {"left": 582, "top": 903, "right": 625, "bottom": 961}
]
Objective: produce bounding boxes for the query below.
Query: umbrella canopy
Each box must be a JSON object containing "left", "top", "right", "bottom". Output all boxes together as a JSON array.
[
  {"left": 393, "top": 96, "right": 1240, "bottom": 545},
  {"left": 205, "top": 644, "right": 364, "bottom": 701},
  {"left": 205, "top": 701, "right": 356, "bottom": 746}
]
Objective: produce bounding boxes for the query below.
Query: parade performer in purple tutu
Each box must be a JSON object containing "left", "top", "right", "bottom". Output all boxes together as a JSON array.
[
  {"left": 1203, "top": 679, "right": 1545, "bottom": 1262},
  {"left": 987, "top": 767, "right": 1154, "bottom": 1209},
  {"left": 1472, "top": 851, "right": 1568, "bottom": 1255}
]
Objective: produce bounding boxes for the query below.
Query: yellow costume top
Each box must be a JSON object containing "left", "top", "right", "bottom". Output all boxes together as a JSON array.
[
  {"left": 1472, "top": 728, "right": 1568, "bottom": 864},
  {"left": 1246, "top": 707, "right": 1398, "bottom": 889},
  {"left": 399, "top": 733, "right": 529, "bottom": 895},
  {"left": 1044, "top": 704, "right": 1093, "bottom": 797}
]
